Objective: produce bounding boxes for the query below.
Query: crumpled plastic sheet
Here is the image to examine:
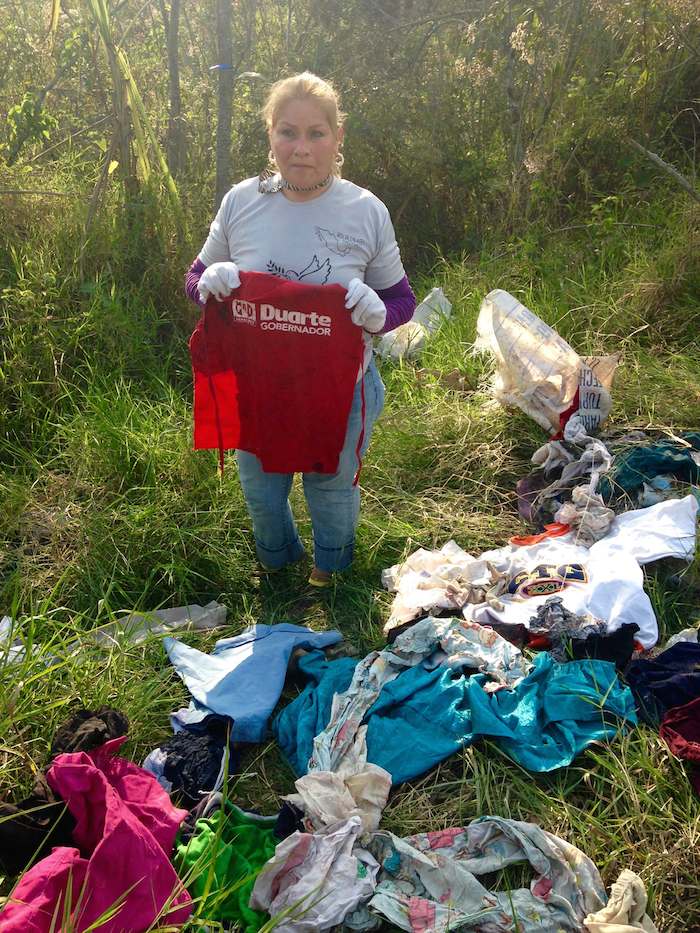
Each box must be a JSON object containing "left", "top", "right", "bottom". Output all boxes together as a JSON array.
[
  {"left": 0, "top": 602, "right": 227, "bottom": 668},
  {"left": 474, "top": 289, "right": 583, "bottom": 433},
  {"left": 90, "top": 601, "right": 227, "bottom": 647},
  {"left": 376, "top": 287, "right": 451, "bottom": 361},
  {"left": 474, "top": 289, "right": 617, "bottom": 433},
  {"left": 663, "top": 624, "right": 700, "bottom": 649}
]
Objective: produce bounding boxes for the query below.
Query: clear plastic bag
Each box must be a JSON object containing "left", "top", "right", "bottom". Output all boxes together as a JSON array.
[
  {"left": 475, "top": 289, "right": 617, "bottom": 433},
  {"left": 377, "top": 287, "right": 452, "bottom": 361}
]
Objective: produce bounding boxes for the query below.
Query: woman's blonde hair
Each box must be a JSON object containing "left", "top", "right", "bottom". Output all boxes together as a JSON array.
[{"left": 262, "top": 72, "right": 345, "bottom": 136}]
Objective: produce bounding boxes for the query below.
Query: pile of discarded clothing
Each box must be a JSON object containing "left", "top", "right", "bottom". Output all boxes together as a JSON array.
[
  {"left": 2, "top": 291, "right": 696, "bottom": 931},
  {"left": 516, "top": 426, "right": 700, "bottom": 538},
  {"left": 0, "top": 584, "right": 678, "bottom": 932},
  {"left": 0, "top": 597, "right": 678, "bottom": 932},
  {"left": 382, "top": 495, "right": 698, "bottom": 651},
  {"left": 477, "top": 289, "right": 700, "bottom": 542}
]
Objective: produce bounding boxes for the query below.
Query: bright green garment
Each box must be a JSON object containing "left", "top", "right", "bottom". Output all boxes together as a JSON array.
[{"left": 175, "top": 801, "right": 277, "bottom": 930}]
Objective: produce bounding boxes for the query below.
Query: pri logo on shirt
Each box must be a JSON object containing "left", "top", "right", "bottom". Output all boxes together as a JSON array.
[
  {"left": 508, "top": 563, "right": 588, "bottom": 599},
  {"left": 230, "top": 299, "right": 256, "bottom": 325}
]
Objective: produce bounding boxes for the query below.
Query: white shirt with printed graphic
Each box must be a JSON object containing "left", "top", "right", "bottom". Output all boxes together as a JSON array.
[
  {"left": 463, "top": 495, "right": 699, "bottom": 649},
  {"left": 199, "top": 175, "right": 405, "bottom": 290},
  {"left": 198, "top": 176, "right": 406, "bottom": 370}
]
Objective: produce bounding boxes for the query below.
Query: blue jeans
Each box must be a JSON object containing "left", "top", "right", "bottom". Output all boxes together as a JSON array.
[{"left": 236, "top": 360, "right": 385, "bottom": 573}]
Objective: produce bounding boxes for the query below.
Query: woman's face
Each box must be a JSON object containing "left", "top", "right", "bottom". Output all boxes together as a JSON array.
[{"left": 269, "top": 98, "right": 343, "bottom": 189}]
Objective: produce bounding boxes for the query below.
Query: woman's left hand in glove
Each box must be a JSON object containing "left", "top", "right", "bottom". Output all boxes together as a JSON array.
[{"left": 345, "top": 278, "right": 387, "bottom": 333}]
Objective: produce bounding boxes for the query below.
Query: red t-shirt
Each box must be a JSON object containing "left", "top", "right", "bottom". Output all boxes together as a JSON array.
[{"left": 190, "top": 271, "right": 365, "bottom": 474}]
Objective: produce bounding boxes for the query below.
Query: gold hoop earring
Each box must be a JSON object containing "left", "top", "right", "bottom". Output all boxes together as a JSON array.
[{"left": 335, "top": 151, "right": 345, "bottom": 167}]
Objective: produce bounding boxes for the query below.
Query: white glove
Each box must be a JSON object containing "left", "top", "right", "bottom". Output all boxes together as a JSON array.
[
  {"left": 345, "top": 278, "right": 387, "bottom": 333},
  {"left": 197, "top": 261, "right": 241, "bottom": 302}
]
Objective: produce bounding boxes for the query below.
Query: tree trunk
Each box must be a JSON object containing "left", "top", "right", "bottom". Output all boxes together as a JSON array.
[
  {"left": 166, "top": 0, "right": 184, "bottom": 177},
  {"left": 111, "top": 61, "right": 136, "bottom": 198},
  {"left": 215, "top": 0, "right": 234, "bottom": 210}
]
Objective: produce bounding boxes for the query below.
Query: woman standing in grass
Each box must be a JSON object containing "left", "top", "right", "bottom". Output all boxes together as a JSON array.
[{"left": 185, "top": 72, "right": 415, "bottom": 586}]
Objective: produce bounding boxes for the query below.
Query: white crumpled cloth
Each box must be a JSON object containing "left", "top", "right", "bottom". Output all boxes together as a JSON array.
[
  {"left": 584, "top": 869, "right": 659, "bottom": 932},
  {"left": 382, "top": 540, "right": 507, "bottom": 633},
  {"left": 249, "top": 816, "right": 378, "bottom": 932},
  {"left": 284, "top": 764, "right": 391, "bottom": 834}
]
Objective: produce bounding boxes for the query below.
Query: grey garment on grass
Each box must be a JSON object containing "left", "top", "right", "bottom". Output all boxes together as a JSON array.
[
  {"left": 529, "top": 596, "right": 606, "bottom": 662},
  {"left": 367, "top": 816, "right": 606, "bottom": 932},
  {"left": 555, "top": 485, "right": 615, "bottom": 546},
  {"left": 524, "top": 436, "right": 614, "bottom": 531},
  {"left": 166, "top": 622, "right": 343, "bottom": 743},
  {"left": 533, "top": 437, "right": 613, "bottom": 496}
]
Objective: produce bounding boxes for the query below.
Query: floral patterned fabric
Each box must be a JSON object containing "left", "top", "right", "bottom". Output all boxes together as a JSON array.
[{"left": 367, "top": 816, "right": 606, "bottom": 932}]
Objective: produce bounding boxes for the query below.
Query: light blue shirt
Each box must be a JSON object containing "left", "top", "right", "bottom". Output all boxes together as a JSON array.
[{"left": 166, "top": 622, "right": 342, "bottom": 743}]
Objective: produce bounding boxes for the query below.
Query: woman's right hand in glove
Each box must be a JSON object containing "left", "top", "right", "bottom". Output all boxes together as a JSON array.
[{"left": 197, "top": 261, "right": 241, "bottom": 302}]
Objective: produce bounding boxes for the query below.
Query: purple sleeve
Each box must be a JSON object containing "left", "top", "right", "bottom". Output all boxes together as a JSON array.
[
  {"left": 185, "top": 257, "right": 206, "bottom": 307},
  {"left": 375, "top": 275, "right": 416, "bottom": 334}
]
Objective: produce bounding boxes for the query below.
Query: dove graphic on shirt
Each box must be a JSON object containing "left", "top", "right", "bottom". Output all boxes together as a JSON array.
[{"left": 267, "top": 255, "right": 333, "bottom": 284}]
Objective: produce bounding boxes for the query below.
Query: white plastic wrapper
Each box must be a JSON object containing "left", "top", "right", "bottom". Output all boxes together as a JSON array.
[
  {"left": 475, "top": 289, "right": 617, "bottom": 433},
  {"left": 377, "top": 287, "right": 452, "bottom": 360}
]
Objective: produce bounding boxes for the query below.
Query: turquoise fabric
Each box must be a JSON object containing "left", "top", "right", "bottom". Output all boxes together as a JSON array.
[
  {"left": 600, "top": 433, "right": 700, "bottom": 500},
  {"left": 275, "top": 651, "right": 356, "bottom": 776},
  {"left": 364, "top": 664, "right": 474, "bottom": 781},
  {"left": 467, "top": 652, "right": 638, "bottom": 771},
  {"left": 274, "top": 650, "right": 637, "bottom": 782},
  {"left": 273, "top": 652, "right": 472, "bottom": 783}
]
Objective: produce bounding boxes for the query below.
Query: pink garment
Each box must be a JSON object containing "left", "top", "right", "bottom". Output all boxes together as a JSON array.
[{"left": 0, "top": 736, "right": 192, "bottom": 932}]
